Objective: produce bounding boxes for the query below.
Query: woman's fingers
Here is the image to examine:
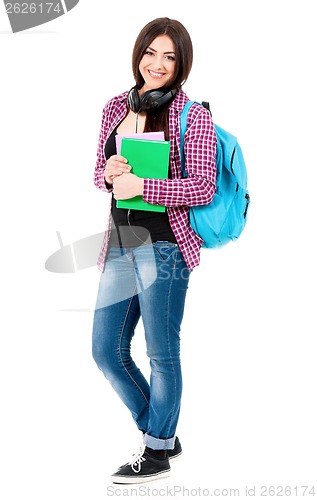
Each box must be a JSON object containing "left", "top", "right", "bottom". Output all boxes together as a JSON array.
[
  {"left": 111, "top": 154, "right": 128, "bottom": 164},
  {"left": 107, "top": 155, "right": 131, "bottom": 174},
  {"left": 105, "top": 155, "right": 131, "bottom": 184}
]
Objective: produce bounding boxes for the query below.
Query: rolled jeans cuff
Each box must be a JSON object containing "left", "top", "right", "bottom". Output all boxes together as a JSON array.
[{"left": 143, "top": 433, "right": 175, "bottom": 450}]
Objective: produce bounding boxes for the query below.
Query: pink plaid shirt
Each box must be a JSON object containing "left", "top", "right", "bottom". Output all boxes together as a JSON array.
[{"left": 94, "top": 88, "right": 217, "bottom": 271}]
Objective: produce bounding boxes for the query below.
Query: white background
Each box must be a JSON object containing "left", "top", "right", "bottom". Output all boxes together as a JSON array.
[{"left": 0, "top": 0, "right": 316, "bottom": 498}]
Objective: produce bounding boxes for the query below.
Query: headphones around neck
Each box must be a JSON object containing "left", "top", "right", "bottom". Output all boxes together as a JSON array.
[{"left": 127, "top": 87, "right": 177, "bottom": 113}]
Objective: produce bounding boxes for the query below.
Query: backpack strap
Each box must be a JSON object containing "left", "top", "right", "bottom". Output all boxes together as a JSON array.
[
  {"left": 180, "top": 100, "right": 197, "bottom": 177},
  {"left": 202, "top": 101, "right": 210, "bottom": 112},
  {"left": 180, "top": 100, "right": 210, "bottom": 177}
]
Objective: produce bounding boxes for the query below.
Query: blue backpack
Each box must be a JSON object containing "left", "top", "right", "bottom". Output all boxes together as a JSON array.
[{"left": 180, "top": 101, "right": 250, "bottom": 248}]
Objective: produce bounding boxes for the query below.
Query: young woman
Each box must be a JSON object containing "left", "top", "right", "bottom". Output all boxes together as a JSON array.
[{"left": 92, "top": 17, "right": 217, "bottom": 484}]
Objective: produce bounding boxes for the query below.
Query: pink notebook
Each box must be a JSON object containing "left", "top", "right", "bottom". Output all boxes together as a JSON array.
[{"left": 115, "top": 131, "right": 165, "bottom": 154}]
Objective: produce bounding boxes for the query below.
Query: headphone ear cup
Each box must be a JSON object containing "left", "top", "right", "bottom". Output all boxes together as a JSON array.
[
  {"left": 139, "top": 90, "right": 165, "bottom": 111},
  {"left": 127, "top": 87, "right": 177, "bottom": 112},
  {"left": 127, "top": 87, "right": 141, "bottom": 113}
]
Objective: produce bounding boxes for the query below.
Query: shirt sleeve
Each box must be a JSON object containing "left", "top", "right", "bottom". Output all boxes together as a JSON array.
[
  {"left": 93, "top": 105, "right": 113, "bottom": 194},
  {"left": 143, "top": 106, "right": 217, "bottom": 207}
]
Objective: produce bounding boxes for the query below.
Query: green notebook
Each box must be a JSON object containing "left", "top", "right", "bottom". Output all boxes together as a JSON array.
[{"left": 117, "top": 138, "right": 170, "bottom": 212}]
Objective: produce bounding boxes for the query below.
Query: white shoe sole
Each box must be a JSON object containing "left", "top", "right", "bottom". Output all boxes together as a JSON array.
[
  {"left": 168, "top": 450, "right": 183, "bottom": 462},
  {"left": 111, "top": 469, "right": 170, "bottom": 484}
]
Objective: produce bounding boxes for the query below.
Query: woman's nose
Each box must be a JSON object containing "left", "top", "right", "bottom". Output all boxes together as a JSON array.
[{"left": 152, "top": 55, "right": 164, "bottom": 69}]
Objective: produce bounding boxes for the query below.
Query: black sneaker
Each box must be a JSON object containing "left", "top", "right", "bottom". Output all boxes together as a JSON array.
[
  {"left": 117, "top": 437, "right": 182, "bottom": 470},
  {"left": 167, "top": 436, "right": 182, "bottom": 461},
  {"left": 111, "top": 448, "right": 170, "bottom": 484}
]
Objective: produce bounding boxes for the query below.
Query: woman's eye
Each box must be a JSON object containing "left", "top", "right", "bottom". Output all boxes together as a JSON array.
[{"left": 145, "top": 50, "right": 154, "bottom": 56}]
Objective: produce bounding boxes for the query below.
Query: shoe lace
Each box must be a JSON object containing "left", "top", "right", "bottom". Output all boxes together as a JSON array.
[{"left": 129, "top": 444, "right": 146, "bottom": 473}]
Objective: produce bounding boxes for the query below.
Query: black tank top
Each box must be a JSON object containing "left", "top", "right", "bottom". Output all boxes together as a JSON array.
[{"left": 104, "top": 127, "right": 177, "bottom": 247}]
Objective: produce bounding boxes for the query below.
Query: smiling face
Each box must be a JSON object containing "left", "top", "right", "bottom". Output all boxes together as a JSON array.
[{"left": 138, "top": 35, "right": 176, "bottom": 93}]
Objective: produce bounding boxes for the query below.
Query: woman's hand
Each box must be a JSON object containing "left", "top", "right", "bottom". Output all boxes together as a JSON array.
[
  {"left": 104, "top": 155, "right": 131, "bottom": 185},
  {"left": 113, "top": 173, "right": 144, "bottom": 200}
]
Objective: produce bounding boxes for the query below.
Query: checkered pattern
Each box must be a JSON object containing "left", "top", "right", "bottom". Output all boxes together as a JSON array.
[{"left": 94, "top": 89, "right": 217, "bottom": 271}]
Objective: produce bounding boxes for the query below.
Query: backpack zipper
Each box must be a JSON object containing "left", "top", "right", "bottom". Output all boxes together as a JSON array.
[
  {"left": 244, "top": 194, "right": 250, "bottom": 218},
  {"left": 230, "top": 148, "right": 239, "bottom": 192},
  {"left": 230, "top": 147, "right": 236, "bottom": 175}
]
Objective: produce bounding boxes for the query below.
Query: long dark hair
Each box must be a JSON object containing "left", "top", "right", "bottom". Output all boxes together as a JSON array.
[{"left": 131, "top": 17, "right": 193, "bottom": 137}]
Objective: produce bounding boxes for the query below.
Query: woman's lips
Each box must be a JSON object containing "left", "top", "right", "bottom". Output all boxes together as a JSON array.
[{"left": 148, "top": 70, "right": 165, "bottom": 78}]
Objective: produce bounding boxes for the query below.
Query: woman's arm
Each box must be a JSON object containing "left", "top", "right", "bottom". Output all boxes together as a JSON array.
[{"left": 93, "top": 106, "right": 111, "bottom": 193}]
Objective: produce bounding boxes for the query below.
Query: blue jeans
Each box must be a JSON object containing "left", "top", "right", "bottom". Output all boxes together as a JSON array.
[{"left": 92, "top": 241, "right": 191, "bottom": 450}]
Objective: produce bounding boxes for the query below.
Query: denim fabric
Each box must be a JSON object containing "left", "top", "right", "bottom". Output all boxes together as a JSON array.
[{"left": 92, "top": 241, "right": 190, "bottom": 450}]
